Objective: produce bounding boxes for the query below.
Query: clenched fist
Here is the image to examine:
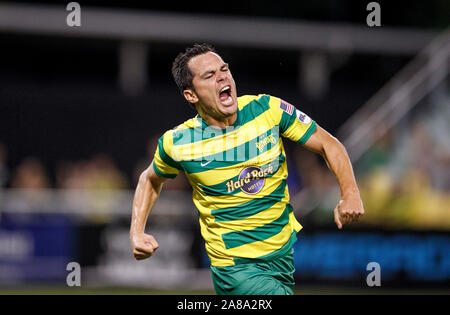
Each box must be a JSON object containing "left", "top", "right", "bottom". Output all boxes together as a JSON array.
[
  {"left": 130, "top": 233, "right": 159, "bottom": 260},
  {"left": 334, "top": 195, "right": 364, "bottom": 229}
]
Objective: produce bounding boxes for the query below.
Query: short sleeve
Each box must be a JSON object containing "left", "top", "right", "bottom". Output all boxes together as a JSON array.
[
  {"left": 268, "top": 96, "right": 317, "bottom": 144},
  {"left": 152, "top": 130, "right": 182, "bottom": 179}
]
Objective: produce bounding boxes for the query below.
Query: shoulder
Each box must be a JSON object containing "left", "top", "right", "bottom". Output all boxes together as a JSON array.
[
  {"left": 237, "top": 94, "right": 283, "bottom": 123},
  {"left": 236, "top": 94, "right": 284, "bottom": 127},
  {"left": 158, "top": 116, "right": 202, "bottom": 150},
  {"left": 238, "top": 94, "right": 270, "bottom": 107},
  {"left": 238, "top": 94, "right": 282, "bottom": 110}
]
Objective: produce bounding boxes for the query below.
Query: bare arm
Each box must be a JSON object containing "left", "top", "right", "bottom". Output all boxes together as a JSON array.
[
  {"left": 130, "top": 162, "right": 168, "bottom": 260},
  {"left": 302, "top": 125, "right": 364, "bottom": 229}
]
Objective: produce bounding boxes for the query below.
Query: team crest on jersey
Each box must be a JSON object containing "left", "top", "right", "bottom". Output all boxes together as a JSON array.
[{"left": 225, "top": 165, "right": 274, "bottom": 194}]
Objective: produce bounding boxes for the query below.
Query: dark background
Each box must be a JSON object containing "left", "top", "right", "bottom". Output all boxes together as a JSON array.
[{"left": 2, "top": 0, "right": 446, "bottom": 186}]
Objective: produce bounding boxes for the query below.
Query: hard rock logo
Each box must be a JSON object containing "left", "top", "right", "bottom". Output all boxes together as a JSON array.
[{"left": 225, "top": 164, "right": 274, "bottom": 194}]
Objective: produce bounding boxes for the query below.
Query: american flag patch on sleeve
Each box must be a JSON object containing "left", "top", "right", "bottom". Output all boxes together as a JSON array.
[{"left": 280, "top": 100, "right": 294, "bottom": 115}]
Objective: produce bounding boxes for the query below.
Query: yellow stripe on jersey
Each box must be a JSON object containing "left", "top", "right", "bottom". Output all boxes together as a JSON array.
[{"left": 152, "top": 94, "right": 315, "bottom": 266}]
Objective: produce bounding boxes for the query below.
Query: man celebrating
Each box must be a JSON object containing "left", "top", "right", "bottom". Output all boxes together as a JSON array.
[{"left": 130, "top": 43, "right": 364, "bottom": 295}]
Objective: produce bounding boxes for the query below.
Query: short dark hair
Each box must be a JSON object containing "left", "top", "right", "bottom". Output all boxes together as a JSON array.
[{"left": 171, "top": 43, "right": 216, "bottom": 94}]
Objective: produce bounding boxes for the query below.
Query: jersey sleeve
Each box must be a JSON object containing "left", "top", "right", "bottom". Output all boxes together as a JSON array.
[
  {"left": 267, "top": 95, "right": 317, "bottom": 144},
  {"left": 152, "top": 130, "right": 182, "bottom": 179}
]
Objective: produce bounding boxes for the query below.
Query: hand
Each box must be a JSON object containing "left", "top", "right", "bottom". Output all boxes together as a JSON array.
[
  {"left": 130, "top": 232, "right": 159, "bottom": 260},
  {"left": 334, "top": 195, "right": 364, "bottom": 229}
]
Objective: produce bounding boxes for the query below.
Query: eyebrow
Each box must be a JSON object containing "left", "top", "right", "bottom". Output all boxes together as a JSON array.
[
  {"left": 200, "top": 69, "right": 215, "bottom": 78},
  {"left": 199, "top": 63, "right": 229, "bottom": 78}
]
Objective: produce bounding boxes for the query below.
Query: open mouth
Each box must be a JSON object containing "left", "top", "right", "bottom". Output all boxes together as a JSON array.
[{"left": 219, "top": 85, "right": 233, "bottom": 106}]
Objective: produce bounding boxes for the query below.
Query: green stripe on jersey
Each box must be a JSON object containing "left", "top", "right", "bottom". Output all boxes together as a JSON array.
[
  {"left": 279, "top": 111, "right": 297, "bottom": 134},
  {"left": 221, "top": 204, "right": 292, "bottom": 249},
  {"left": 212, "top": 180, "right": 287, "bottom": 222},
  {"left": 158, "top": 136, "right": 182, "bottom": 170},
  {"left": 237, "top": 94, "right": 270, "bottom": 126},
  {"left": 232, "top": 228, "right": 297, "bottom": 265}
]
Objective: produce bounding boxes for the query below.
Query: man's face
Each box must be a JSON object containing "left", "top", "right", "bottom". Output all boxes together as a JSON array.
[{"left": 185, "top": 52, "right": 238, "bottom": 119}]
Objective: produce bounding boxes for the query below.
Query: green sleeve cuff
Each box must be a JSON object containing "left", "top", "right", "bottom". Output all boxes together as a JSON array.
[
  {"left": 153, "top": 162, "right": 177, "bottom": 179},
  {"left": 297, "top": 121, "right": 317, "bottom": 144}
]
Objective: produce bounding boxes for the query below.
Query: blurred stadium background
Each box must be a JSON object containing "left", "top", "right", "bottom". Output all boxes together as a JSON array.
[{"left": 0, "top": 0, "right": 449, "bottom": 294}]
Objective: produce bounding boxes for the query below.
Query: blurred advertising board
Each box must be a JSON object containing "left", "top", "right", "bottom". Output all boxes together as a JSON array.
[
  {"left": 292, "top": 230, "right": 450, "bottom": 283},
  {"left": 0, "top": 213, "right": 75, "bottom": 283}
]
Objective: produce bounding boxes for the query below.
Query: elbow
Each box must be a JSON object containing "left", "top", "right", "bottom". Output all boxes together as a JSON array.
[
  {"left": 138, "top": 169, "right": 151, "bottom": 185},
  {"left": 140, "top": 165, "right": 164, "bottom": 192},
  {"left": 327, "top": 134, "right": 346, "bottom": 152},
  {"left": 321, "top": 134, "right": 346, "bottom": 160},
  {"left": 329, "top": 133, "right": 343, "bottom": 146},
  {"left": 335, "top": 137, "right": 349, "bottom": 155}
]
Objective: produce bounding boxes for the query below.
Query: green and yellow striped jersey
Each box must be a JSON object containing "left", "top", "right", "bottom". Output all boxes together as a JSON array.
[{"left": 152, "top": 94, "right": 317, "bottom": 267}]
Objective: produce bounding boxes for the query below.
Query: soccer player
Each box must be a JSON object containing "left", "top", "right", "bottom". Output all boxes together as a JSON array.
[{"left": 130, "top": 43, "right": 364, "bottom": 295}]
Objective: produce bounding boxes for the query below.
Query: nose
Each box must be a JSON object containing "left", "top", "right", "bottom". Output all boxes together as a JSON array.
[{"left": 217, "top": 70, "right": 227, "bottom": 83}]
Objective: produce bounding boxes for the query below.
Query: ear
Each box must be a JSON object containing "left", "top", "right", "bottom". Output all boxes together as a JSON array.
[{"left": 183, "top": 89, "right": 198, "bottom": 105}]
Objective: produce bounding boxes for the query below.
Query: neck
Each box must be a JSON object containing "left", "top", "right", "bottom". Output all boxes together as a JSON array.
[{"left": 197, "top": 108, "right": 237, "bottom": 129}]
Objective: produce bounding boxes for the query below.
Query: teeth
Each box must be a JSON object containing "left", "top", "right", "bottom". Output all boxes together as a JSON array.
[{"left": 220, "top": 86, "right": 230, "bottom": 93}]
